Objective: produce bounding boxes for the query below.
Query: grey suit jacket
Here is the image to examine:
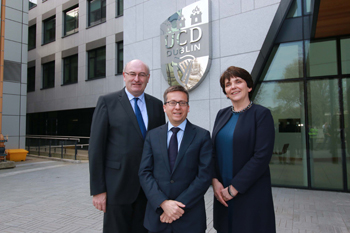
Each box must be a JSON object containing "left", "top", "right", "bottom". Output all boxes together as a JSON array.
[
  {"left": 139, "top": 120, "right": 212, "bottom": 233},
  {"left": 89, "top": 88, "right": 165, "bottom": 205}
]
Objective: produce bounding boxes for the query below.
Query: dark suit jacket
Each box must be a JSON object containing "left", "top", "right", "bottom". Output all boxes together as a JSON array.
[
  {"left": 139, "top": 120, "right": 212, "bottom": 233},
  {"left": 89, "top": 88, "right": 165, "bottom": 205},
  {"left": 212, "top": 104, "right": 276, "bottom": 233}
]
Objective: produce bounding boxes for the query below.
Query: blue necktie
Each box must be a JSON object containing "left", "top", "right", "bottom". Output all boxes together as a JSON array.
[
  {"left": 134, "top": 98, "right": 146, "bottom": 139},
  {"left": 168, "top": 127, "right": 180, "bottom": 172}
]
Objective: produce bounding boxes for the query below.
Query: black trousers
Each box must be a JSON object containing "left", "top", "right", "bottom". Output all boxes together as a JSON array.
[{"left": 103, "top": 190, "right": 148, "bottom": 233}]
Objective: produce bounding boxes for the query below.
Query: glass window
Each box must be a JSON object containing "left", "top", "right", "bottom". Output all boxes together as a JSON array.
[
  {"left": 341, "top": 38, "right": 350, "bottom": 74},
  {"left": 29, "top": 0, "right": 37, "bottom": 10},
  {"left": 42, "top": 61, "right": 55, "bottom": 89},
  {"left": 63, "top": 54, "right": 78, "bottom": 85},
  {"left": 254, "top": 81, "right": 307, "bottom": 187},
  {"left": 88, "top": 0, "right": 106, "bottom": 27},
  {"left": 306, "top": 40, "right": 337, "bottom": 77},
  {"left": 116, "top": 41, "right": 123, "bottom": 74},
  {"left": 343, "top": 78, "right": 350, "bottom": 190},
  {"left": 27, "top": 66, "right": 35, "bottom": 92},
  {"left": 304, "top": 0, "right": 311, "bottom": 14},
  {"left": 116, "top": 0, "right": 123, "bottom": 16},
  {"left": 261, "top": 41, "right": 304, "bottom": 81},
  {"left": 64, "top": 6, "right": 79, "bottom": 36},
  {"left": 43, "top": 16, "right": 56, "bottom": 44},
  {"left": 287, "top": 0, "right": 302, "bottom": 18},
  {"left": 88, "top": 47, "right": 105, "bottom": 80},
  {"left": 308, "top": 79, "right": 343, "bottom": 190},
  {"left": 28, "top": 25, "right": 36, "bottom": 50}
]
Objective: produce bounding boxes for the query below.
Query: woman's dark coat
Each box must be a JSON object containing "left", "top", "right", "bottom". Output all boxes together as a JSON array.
[{"left": 212, "top": 104, "right": 276, "bottom": 233}]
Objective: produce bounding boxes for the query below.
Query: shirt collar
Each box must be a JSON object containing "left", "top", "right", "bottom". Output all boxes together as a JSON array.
[
  {"left": 168, "top": 119, "right": 187, "bottom": 132},
  {"left": 124, "top": 88, "right": 145, "bottom": 103}
]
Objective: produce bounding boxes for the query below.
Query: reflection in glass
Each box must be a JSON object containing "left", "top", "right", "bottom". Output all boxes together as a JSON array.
[
  {"left": 304, "top": 0, "right": 311, "bottom": 14},
  {"left": 306, "top": 40, "right": 337, "bottom": 77},
  {"left": 343, "top": 79, "right": 350, "bottom": 190},
  {"left": 287, "top": 0, "right": 302, "bottom": 18},
  {"left": 254, "top": 81, "right": 307, "bottom": 187},
  {"left": 341, "top": 38, "right": 350, "bottom": 74},
  {"left": 64, "top": 7, "right": 79, "bottom": 36},
  {"left": 261, "top": 41, "right": 303, "bottom": 81},
  {"left": 29, "top": 0, "right": 37, "bottom": 10},
  {"left": 308, "top": 79, "right": 343, "bottom": 189},
  {"left": 89, "top": 0, "right": 106, "bottom": 26}
]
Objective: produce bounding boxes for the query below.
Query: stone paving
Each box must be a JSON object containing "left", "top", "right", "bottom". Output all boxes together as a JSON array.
[{"left": 0, "top": 156, "right": 349, "bottom": 233}]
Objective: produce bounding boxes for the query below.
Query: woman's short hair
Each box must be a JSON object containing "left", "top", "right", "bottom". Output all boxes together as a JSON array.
[
  {"left": 163, "top": 85, "right": 189, "bottom": 103},
  {"left": 220, "top": 66, "right": 254, "bottom": 99}
]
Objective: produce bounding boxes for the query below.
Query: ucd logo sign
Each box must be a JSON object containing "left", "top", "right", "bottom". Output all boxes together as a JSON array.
[{"left": 160, "top": 0, "right": 211, "bottom": 91}]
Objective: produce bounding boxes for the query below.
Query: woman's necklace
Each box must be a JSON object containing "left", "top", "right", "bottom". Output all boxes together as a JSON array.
[{"left": 231, "top": 101, "right": 253, "bottom": 113}]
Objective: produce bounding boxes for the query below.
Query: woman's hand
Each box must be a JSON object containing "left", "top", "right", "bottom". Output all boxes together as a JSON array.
[
  {"left": 221, "top": 185, "right": 238, "bottom": 203},
  {"left": 212, "top": 178, "right": 228, "bottom": 207}
]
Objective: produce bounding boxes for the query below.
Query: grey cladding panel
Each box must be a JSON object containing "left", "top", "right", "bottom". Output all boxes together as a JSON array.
[
  {"left": 62, "top": 47, "right": 78, "bottom": 58},
  {"left": 86, "top": 38, "right": 106, "bottom": 51},
  {"left": 63, "top": 0, "right": 79, "bottom": 11},
  {"left": 4, "top": 60, "right": 21, "bottom": 82},
  {"left": 41, "top": 54, "right": 55, "bottom": 64}
]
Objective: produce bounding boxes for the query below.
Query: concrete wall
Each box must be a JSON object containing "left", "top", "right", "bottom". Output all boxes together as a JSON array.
[
  {"left": 27, "top": 0, "right": 124, "bottom": 114},
  {"left": 2, "top": 0, "right": 28, "bottom": 149},
  {"left": 124, "top": 0, "right": 281, "bottom": 131}
]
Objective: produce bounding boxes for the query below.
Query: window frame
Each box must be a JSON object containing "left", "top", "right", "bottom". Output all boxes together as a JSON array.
[
  {"left": 28, "top": 24, "right": 36, "bottom": 50},
  {"left": 116, "top": 0, "right": 123, "bottom": 17},
  {"left": 63, "top": 5, "right": 79, "bottom": 37},
  {"left": 88, "top": 0, "right": 106, "bottom": 27},
  {"left": 27, "top": 66, "right": 36, "bottom": 92},
  {"left": 87, "top": 46, "right": 106, "bottom": 80},
  {"left": 42, "top": 61, "right": 55, "bottom": 89},
  {"left": 63, "top": 54, "right": 78, "bottom": 85},
  {"left": 115, "top": 41, "right": 123, "bottom": 75},
  {"left": 29, "top": 0, "right": 37, "bottom": 10},
  {"left": 43, "top": 16, "right": 56, "bottom": 45}
]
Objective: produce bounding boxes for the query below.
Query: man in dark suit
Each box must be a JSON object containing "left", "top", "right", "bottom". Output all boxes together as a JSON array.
[
  {"left": 88, "top": 59, "right": 165, "bottom": 233},
  {"left": 139, "top": 85, "right": 212, "bottom": 233}
]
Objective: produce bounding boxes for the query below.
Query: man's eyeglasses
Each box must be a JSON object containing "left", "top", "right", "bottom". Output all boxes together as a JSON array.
[
  {"left": 124, "top": 72, "right": 149, "bottom": 78},
  {"left": 165, "top": 101, "right": 188, "bottom": 107}
]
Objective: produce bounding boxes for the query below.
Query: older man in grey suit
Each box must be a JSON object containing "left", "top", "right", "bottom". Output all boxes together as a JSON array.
[{"left": 89, "top": 59, "right": 165, "bottom": 233}]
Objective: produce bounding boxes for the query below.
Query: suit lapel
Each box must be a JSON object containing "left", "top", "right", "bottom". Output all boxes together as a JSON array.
[
  {"left": 160, "top": 123, "right": 171, "bottom": 173},
  {"left": 145, "top": 94, "right": 160, "bottom": 130},
  {"left": 172, "top": 121, "right": 196, "bottom": 173},
  {"left": 119, "top": 88, "right": 144, "bottom": 140}
]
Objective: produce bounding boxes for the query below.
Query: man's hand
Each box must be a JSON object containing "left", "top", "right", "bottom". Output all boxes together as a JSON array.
[
  {"left": 212, "top": 178, "right": 228, "bottom": 207},
  {"left": 160, "top": 200, "right": 185, "bottom": 221},
  {"left": 93, "top": 192, "right": 107, "bottom": 213},
  {"left": 160, "top": 213, "right": 174, "bottom": 224}
]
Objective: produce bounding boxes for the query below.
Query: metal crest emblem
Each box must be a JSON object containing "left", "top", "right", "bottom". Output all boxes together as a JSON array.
[{"left": 160, "top": 0, "right": 211, "bottom": 91}]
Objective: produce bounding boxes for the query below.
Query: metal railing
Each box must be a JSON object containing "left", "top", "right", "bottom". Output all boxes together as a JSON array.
[{"left": 26, "top": 135, "right": 90, "bottom": 160}]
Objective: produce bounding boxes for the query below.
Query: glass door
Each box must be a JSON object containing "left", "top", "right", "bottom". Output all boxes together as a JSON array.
[{"left": 307, "top": 79, "right": 343, "bottom": 190}]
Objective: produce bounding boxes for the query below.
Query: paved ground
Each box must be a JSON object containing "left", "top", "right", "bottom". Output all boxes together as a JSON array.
[{"left": 0, "top": 156, "right": 349, "bottom": 233}]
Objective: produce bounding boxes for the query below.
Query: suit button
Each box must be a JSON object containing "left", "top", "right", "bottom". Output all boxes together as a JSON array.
[{"left": 170, "top": 180, "right": 174, "bottom": 183}]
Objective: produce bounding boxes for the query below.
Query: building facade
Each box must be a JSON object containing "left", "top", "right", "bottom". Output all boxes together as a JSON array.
[
  {"left": 27, "top": 0, "right": 124, "bottom": 136},
  {"left": 27, "top": 0, "right": 349, "bottom": 192},
  {"left": 0, "top": 0, "right": 28, "bottom": 149}
]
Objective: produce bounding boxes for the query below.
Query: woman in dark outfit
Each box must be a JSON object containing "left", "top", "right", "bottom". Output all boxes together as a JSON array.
[{"left": 212, "top": 66, "right": 276, "bottom": 233}]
